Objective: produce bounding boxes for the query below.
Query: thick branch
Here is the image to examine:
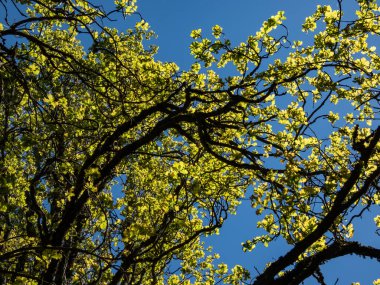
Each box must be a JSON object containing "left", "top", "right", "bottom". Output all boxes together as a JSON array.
[
  {"left": 254, "top": 126, "right": 380, "bottom": 285},
  {"left": 274, "top": 241, "right": 380, "bottom": 285}
]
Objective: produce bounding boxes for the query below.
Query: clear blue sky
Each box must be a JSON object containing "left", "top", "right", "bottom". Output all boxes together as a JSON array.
[{"left": 134, "top": 1, "right": 380, "bottom": 284}]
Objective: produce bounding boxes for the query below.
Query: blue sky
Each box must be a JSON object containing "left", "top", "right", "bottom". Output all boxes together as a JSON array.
[
  {"left": 134, "top": 1, "right": 380, "bottom": 284},
  {"left": 136, "top": 0, "right": 337, "bottom": 67}
]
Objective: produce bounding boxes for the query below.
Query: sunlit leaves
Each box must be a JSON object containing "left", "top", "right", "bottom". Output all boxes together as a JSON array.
[
  {"left": 1, "top": 0, "right": 380, "bottom": 284},
  {"left": 212, "top": 25, "right": 223, "bottom": 39},
  {"left": 190, "top": 28, "right": 202, "bottom": 39}
]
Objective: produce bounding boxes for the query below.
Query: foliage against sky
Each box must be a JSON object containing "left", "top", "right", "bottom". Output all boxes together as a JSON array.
[{"left": 0, "top": 0, "right": 380, "bottom": 284}]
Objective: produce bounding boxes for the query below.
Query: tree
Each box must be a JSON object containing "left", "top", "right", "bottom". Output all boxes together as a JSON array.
[{"left": 0, "top": 0, "right": 379, "bottom": 284}]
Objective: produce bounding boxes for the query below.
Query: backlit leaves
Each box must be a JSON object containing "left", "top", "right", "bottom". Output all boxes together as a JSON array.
[{"left": 0, "top": 0, "right": 380, "bottom": 284}]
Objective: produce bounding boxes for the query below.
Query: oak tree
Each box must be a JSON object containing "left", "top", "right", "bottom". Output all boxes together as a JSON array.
[{"left": 0, "top": 0, "right": 379, "bottom": 284}]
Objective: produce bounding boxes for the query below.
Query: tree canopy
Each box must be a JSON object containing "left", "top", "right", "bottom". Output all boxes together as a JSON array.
[{"left": 0, "top": 0, "right": 380, "bottom": 284}]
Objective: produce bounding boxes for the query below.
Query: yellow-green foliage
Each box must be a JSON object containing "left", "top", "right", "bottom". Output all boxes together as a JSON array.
[{"left": 0, "top": 0, "right": 379, "bottom": 284}]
